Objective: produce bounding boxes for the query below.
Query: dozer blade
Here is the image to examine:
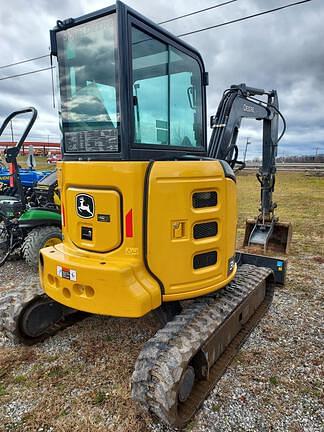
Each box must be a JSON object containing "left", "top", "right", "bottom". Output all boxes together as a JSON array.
[
  {"left": 132, "top": 264, "right": 274, "bottom": 428},
  {"left": 243, "top": 218, "right": 292, "bottom": 254}
]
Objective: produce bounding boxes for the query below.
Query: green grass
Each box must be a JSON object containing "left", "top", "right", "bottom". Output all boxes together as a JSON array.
[
  {"left": 16, "top": 156, "right": 56, "bottom": 171},
  {"left": 92, "top": 390, "right": 106, "bottom": 405},
  {"left": 236, "top": 172, "right": 324, "bottom": 256},
  {"left": 0, "top": 383, "right": 6, "bottom": 396},
  {"left": 269, "top": 376, "right": 279, "bottom": 386},
  {"left": 211, "top": 403, "right": 221, "bottom": 412},
  {"left": 13, "top": 375, "right": 27, "bottom": 384},
  {"left": 47, "top": 365, "right": 67, "bottom": 379}
]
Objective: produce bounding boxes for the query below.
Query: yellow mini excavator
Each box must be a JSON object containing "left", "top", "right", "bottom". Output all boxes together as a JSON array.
[{"left": 0, "top": 2, "right": 291, "bottom": 427}]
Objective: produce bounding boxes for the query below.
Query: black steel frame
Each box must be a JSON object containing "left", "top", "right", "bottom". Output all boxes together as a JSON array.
[
  {"left": 236, "top": 251, "right": 287, "bottom": 285},
  {"left": 50, "top": 1, "right": 208, "bottom": 161}
]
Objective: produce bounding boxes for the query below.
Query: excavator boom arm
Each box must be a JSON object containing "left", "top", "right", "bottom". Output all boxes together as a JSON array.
[
  {"left": 207, "top": 84, "right": 291, "bottom": 253},
  {"left": 208, "top": 83, "right": 280, "bottom": 220}
]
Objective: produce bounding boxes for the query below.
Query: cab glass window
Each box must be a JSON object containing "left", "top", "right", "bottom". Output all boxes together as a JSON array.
[
  {"left": 56, "top": 14, "right": 119, "bottom": 153},
  {"left": 170, "top": 48, "right": 203, "bottom": 147},
  {"left": 131, "top": 27, "right": 203, "bottom": 148}
]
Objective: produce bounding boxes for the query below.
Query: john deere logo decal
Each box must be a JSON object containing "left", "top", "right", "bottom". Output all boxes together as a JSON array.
[{"left": 76, "top": 194, "right": 94, "bottom": 218}]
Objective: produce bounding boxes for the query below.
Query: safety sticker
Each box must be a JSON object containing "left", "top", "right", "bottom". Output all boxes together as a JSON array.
[
  {"left": 276, "top": 260, "right": 283, "bottom": 272},
  {"left": 57, "top": 266, "right": 77, "bottom": 281}
]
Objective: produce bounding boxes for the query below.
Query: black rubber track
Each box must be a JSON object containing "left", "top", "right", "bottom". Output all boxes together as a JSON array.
[{"left": 132, "top": 264, "right": 274, "bottom": 428}]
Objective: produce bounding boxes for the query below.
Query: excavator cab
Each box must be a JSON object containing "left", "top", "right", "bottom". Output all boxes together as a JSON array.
[{"left": 51, "top": 4, "right": 207, "bottom": 160}]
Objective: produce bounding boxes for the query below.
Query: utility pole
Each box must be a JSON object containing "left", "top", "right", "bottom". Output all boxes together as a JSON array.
[{"left": 243, "top": 137, "right": 251, "bottom": 163}]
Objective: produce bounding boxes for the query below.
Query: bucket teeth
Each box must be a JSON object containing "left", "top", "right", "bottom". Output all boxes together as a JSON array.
[{"left": 243, "top": 218, "right": 292, "bottom": 254}]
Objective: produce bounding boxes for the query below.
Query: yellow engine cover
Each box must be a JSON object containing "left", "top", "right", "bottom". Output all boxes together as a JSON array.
[
  {"left": 40, "top": 160, "right": 237, "bottom": 317},
  {"left": 148, "top": 161, "right": 237, "bottom": 301}
]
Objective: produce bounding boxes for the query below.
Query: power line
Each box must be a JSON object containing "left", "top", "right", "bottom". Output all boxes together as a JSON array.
[
  {"left": 178, "top": 0, "right": 312, "bottom": 37},
  {"left": 159, "top": 0, "right": 239, "bottom": 24},
  {"left": 0, "top": 54, "right": 49, "bottom": 70},
  {"left": 0, "top": 66, "right": 55, "bottom": 81},
  {"left": 0, "top": 1, "right": 239, "bottom": 70},
  {"left": 0, "top": 0, "right": 312, "bottom": 81}
]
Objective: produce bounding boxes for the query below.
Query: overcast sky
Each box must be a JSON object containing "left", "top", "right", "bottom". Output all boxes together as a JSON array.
[{"left": 0, "top": 0, "right": 323, "bottom": 158}]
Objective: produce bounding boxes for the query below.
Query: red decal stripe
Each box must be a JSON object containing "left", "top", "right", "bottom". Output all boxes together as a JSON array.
[
  {"left": 9, "top": 163, "right": 15, "bottom": 187},
  {"left": 125, "top": 209, "right": 133, "bottom": 237}
]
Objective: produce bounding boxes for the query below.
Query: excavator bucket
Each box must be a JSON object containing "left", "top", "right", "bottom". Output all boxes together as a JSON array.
[{"left": 243, "top": 218, "right": 292, "bottom": 254}]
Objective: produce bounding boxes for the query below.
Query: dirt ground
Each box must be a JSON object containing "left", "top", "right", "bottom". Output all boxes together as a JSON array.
[{"left": 0, "top": 172, "right": 323, "bottom": 432}]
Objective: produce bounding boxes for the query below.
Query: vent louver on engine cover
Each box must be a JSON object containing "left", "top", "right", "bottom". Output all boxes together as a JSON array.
[
  {"left": 193, "top": 221, "right": 218, "bottom": 239},
  {"left": 192, "top": 191, "right": 217, "bottom": 208},
  {"left": 193, "top": 251, "right": 217, "bottom": 269}
]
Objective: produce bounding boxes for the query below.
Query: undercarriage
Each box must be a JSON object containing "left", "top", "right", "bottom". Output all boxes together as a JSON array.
[{"left": 1, "top": 263, "right": 275, "bottom": 426}]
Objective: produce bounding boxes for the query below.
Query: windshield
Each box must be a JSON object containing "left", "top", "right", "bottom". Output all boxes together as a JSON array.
[{"left": 56, "top": 14, "right": 119, "bottom": 153}]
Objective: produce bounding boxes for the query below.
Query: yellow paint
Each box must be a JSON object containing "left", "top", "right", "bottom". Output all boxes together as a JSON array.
[
  {"left": 44, "top": 237, "right": 61, "bottom": 247},
  {"left": 53, "top": 190, "right": 61, "bottom": 207},
  {"left": 40, "top": 160, "right": 237, "bottom": 317},
  {"left": 147, "top": 162, "right": 237, "bottom": 300}
]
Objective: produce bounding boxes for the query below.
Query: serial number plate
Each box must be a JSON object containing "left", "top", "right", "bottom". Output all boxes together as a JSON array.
[{"left": 57, "top": 266, "right": 77, "bottom": 281}]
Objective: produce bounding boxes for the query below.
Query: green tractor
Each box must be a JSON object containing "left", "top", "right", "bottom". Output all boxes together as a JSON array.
[{"left": 0, "top": 107, "right": 62, "bottom": 269}]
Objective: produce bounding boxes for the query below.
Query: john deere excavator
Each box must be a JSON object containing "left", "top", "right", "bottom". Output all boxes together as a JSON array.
[{"left": 0, "top": 2, "right": 291, "bottom": 427}]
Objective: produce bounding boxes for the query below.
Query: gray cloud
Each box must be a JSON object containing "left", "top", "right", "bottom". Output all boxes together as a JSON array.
[{"left": 0, "top": 0, "right": 323, "bottom": 157}]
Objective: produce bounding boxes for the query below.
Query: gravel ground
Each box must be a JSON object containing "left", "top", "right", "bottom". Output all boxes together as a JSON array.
[{"left": 0, "top": 254, "right": 323, "bottom": 432}]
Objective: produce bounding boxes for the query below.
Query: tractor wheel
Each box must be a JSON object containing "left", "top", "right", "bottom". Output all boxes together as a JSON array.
[{"left": 22, "top": 226, "right": 62, "bottom": 270}]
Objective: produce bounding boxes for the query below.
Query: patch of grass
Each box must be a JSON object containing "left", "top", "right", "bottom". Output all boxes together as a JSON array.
[
  {"left": 47, "top": 365, "right": 67, "bottom": 379},
  {"left": 58, "top": 408, "right": 70, "bottom": 417},
  {"left": 0, "top": 367, "right": 8, "bottom": 379},
  {"left": 212, "top": 403, "right": 221, "bottom": 412},
  {"left": 184, "top": 418, "right": 198, "bottom": 431},
  {"left": 0, "top": 383, "right": 6, "bottom": 396},
  {"left": 13, "top": 375, "right": 27, "bottom": 384},
  {"left": 16, "top": 155, "right": 56, "bottom": 171},
  {"left": 269, "top": 376, "right": 279, "bottom": 386},
  {"left": 92, "top": 390, "right": 106, "bottom": 405},
  {"left": 300, "top": 385, "right": 322, "bottom": 399},
  {"left": 45, "top": 355, "right": 59, "bottom": 362},
  {"left": 236, "top": 172, "right": 324, "bottom": 256}
]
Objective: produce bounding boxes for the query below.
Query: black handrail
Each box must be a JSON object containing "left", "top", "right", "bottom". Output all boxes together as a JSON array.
[
  {"left": 0, "top": 107, "right": 38, "bottom": 208},
  {"left": 0, "top": 107, "right": 38, "bottom": 156}
]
